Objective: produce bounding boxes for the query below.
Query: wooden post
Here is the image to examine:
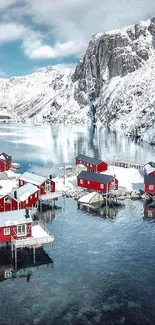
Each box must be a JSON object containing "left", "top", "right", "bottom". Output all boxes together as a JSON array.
[
  {"left": 15, "top": 247, "right": 17, "bottom": 270},
  {"left": 33, "top": 246, "right": 36, "bottom": 264},
  {"left": 11, "top": 243, "right": 14, "bottom": 259}
]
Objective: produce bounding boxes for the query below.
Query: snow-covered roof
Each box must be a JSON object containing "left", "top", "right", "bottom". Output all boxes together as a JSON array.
[
  {"left": 76, "top": 154, "right": 103, "bottom": 165},
  {"left": 77, "top": 171, "right": 114, "bottom": 184},
  {"left": 0, "top": 209, "right": 32, "bottom": 227},
  {"left": 9, "top": 183, "right": 38, "bottom": 202},
  {"left": 78, "top": 192, "right": 103, "bottom": 204},
  {"left": 0, "top": 152, "right": 11, "bottom": 161},
  {"left": 19, "top": 172, "right": 47, "bottom": 186},
  {"left": 144, "top": 162, "right": 155, "bottom": 175}
]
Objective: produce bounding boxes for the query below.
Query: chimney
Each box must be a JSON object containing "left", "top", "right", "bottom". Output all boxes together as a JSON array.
[
  {"left": 25, "top": 208, "right": 30, "bottom": 218},
  {"left": 49, "top": 174, "right": 52, "bottom": 180},
  {"left": 14, "top": 190, "right": 18, "bottom": 199}
]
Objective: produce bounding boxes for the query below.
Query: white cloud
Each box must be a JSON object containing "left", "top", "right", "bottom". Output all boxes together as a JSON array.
[
  {"left": 52, "top": 63, "right": 76, "bottom": 69},
  {"left": 0, "top": 69, "right": 8, "bottom": 78},
  {"left": 24, "top": 40, "right": 86, "bottom": 60},
  {"left": 0, "top": 23, "right": 25, "bottom": 43}
]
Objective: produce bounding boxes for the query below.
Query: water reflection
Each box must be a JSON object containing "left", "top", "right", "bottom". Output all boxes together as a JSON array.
[
  {"left": 0, "top": 124, "right": 154, "bottom": 176},
  {"left": 0, "top": 246, "right": 54, "bottom": 283}
]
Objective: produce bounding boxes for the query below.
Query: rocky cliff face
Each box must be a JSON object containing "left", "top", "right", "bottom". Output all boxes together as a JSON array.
[{"left": 0, "top": 18, "right": 155, "bottom": 137}]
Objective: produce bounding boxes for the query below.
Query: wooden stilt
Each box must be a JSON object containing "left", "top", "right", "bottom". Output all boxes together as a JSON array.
[
  {"left": 33, "top": 246, "right": 36, "bottom": 264},
  {"left": 11, "top": 243, "right": 14, "bottom": 259},
  {"left": 15, "top": 247, "right": 17, "bottom": 270}
]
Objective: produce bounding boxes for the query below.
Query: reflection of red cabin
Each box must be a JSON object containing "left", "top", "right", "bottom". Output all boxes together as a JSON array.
[
  {"left": 144, "top": 162, "right": 155, "bottom": 177},
  {"left": 144, "top": 175, "right": 155, "bottom": 194},
  {"left": 18, "top": 172, "right": 55, "bottom": 194},
  {"left": 76, "top": 154, "right": 108, "bottom": 172},
  {"left": 77, "top": 171, "right": 118, "bottom": 192},
  {"left": 0, "top": 209, "right": 32, "bottom": 243},
  {"left": 0, "top": 183, "right": 39, "bottom": 212},
  {"left": 144, "top": 206, "right": 155, "bottom": 218},
  {"left": 0, "top": 152, "right": 12, "bottom": 172}
]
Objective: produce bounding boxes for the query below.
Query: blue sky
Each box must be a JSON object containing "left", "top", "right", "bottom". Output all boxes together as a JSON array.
[{"left": 0, "top": 0, "right": 155, "bottom": 78}]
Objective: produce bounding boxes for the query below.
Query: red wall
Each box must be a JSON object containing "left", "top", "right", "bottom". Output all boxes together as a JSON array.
[
  {"left": 76, "top": 159, "right": 108, "bottom": 173},
  {"left": 0, "top": 196, "right": 18, "bottom": 212},
  {"left": 144, "top": 183, "right": 155, "bottom": 194},
  {"left": 77, "top": 178, "right": 118, "bottom": 192},
  {"left": 0, "top": 158, "right": 12, "bottom": 172},
  {"left": 0, "top": 160, "right": 5, "bottom": 172},
  {"left": 19, "top": 191, "right": 39, "bottom": 209},
  {"left": 19, "top": 179, "right": 55, "bottom": 194},
  {"left": 148, "top": 171, "right": 155, "bottom": 177},
  {"left": 0, "top": 223, "right": 32, "bottom": 243}
]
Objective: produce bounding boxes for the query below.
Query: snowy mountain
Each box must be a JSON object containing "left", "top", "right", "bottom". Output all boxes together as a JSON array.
[{"left": 1, "top": 18, "right": 155, "bottom": 139}]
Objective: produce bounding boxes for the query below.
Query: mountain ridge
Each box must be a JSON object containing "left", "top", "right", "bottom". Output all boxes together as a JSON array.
[{"left": 0, "top": 17, "right": 155, "bottom": 139}]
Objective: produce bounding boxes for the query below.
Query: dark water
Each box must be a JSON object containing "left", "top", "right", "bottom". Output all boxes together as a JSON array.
[{"left": 0, "top": 123, "right": 155, "bottom": 325}]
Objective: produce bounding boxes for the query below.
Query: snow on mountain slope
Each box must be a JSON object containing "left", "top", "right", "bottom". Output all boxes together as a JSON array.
[{"left": 0, "top": 18, "right": 155, "bottom": 140}]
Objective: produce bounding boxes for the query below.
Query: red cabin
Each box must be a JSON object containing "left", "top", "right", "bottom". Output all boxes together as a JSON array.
[
  {"left": 144, "top": 175, "right": 155, "bottom": 194},
  {"left": 0, "top": 152, "right": 12, "bottom": 172},
  {"left": 77, "top": 170, "right": 118, "bottom": 192},
  {"left": 0, "top": 183, "right": 39, "bottom": 212},
  {"left": 18, "top": 172, "right": 55, "bottom": 194},
  {"left": 0, "top": 209, "right": 32, "bottom": 244},
  {"left": 144, "top": 162, "right": 155, "bottom": 177},
  {"left": 76, "top": 154, "right": 108, "bottom": 173}
]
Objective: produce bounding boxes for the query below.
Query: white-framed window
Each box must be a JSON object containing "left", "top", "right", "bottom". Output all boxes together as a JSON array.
[
  {"left": 35, "top": 192, "right": 38, "bottom": 198},
  {"left": 26, "top": 199, "right": 28, "bottom": 204},
  {"left": 17, "top": 224, "right": 27, "bottom": 237},
  {"left": 100, "top": 184, "right": 104, "bottom": 189},
  {"left": 149, "top": 185, "right": 154, "bottom": 190},
  {"left": 45, "top": 180, "right": 51, "bottom": 192},
  {"left": 4, "top": 196, "right": 11, "bottom": 203},
  {"left": 20, "top": 180, "right": 23, "bottom": 185},
  {"left": 90, "top": 164, "right": 92, "bottom": 167},
  {"left": 148, "top": 210, "right": 153, "bottom": 217},
  {"left": 87, "top": 163, "right": 89, "bottom": 166},
  {"left": 4, "top": 227, "right": 10, "bottom": 235},
  {"left": 80, "top": 160, "right": 81, "bottom": 163},
  {"left": 30, "top": 195, "right": 32, "bottom": 199},
  {"left": 80, "top": 179, "right": 83, "bottom": 184},
  {"left": 87, "top": 181, "right": 90, "bottom": 184}
]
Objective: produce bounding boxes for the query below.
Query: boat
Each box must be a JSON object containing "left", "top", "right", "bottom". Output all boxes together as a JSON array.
[{"left": 11, "top": 162, "right": 21, "bottom": 170}]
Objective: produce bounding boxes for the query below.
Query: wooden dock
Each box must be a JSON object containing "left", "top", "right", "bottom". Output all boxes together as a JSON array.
[{"left": 109, "top": 160, "right": 144, "bottom": 170}]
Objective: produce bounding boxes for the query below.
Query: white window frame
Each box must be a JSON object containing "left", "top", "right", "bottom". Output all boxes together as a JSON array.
[
  {"left": 100, "top": 184, "right": 104, "bottom": 189},
  {"left": 45, "top": 180, "right": 51, "bottom": 192},
  {"left": 35, "top": 192, "right": 38, "bottom": 198},
  {"left": 17, "top": 224, "right": 27, "bottom": 237},
  {"left": 20, "top": 180, "right": 23, "bottom": 185},
  {"left": 80, "top": 179, "right": 83, "bottom": 184},
  {"left": 4, "top": 196, "right": 11, "bottom": 203},
  {"left": 4, "top": 227, "right": 10, "bottom": 235},
  {"left": 87, "top": 181, "right": 90, "bottom": 184},
  {"left": 149, "top": 185, "right": 154, "bottom": 190},
  {"left": 26, "top": 199, "right": 28, "bottom": 204},
  {"left": 90, "top": 164, "right": 92, "bottom": 167}
]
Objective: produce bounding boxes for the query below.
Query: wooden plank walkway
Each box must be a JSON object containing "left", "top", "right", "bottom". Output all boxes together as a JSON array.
[{"left": 108, "top": 160, "right": 144, "bottom": 170}]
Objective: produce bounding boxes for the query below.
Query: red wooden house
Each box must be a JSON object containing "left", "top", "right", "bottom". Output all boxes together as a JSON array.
[
  {"left": 77, "top": 170, "right": 118, "bottom": 193},
  {"left": 18, "top": 172, "right": 55, "bottom": 194},
  {"left": 144, "top": 175, "right": 155, "bottom": 194},
  {"left": 76, "top": 154, "right": 108, "bottom": 173},
  {"left": 0, "top": 209, "right": 32, "bottom": 244},
  {"left": 0, "top": 183, "right": 39, "bottom": 212},
  {"left": 144, "top": 162, "right": 155, "bottom": 177},
  {"left": 0, "top": 152, "right": 12, "bottom": 172}
]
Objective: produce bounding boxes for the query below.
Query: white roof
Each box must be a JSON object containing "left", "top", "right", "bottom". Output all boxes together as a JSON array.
[
  {"left": 19, "top": 172, "right": 47, "bottom": 186},
  {"left": 0, "top": 209, "right": 32, "bottom": 227},
  {"left": 9, "top": 183, "right": 38, "bottom": 202},
  {"left": 145, "top": 163, "right": 155, "bottom": 175},
  {"left": 78, "top": 192, "right": 103, "bottom": 204}
]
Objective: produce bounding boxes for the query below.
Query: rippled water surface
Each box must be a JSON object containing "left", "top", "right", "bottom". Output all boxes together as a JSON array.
[{"left": 0, "top": 123, "right": 155, "bottom": 325}]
